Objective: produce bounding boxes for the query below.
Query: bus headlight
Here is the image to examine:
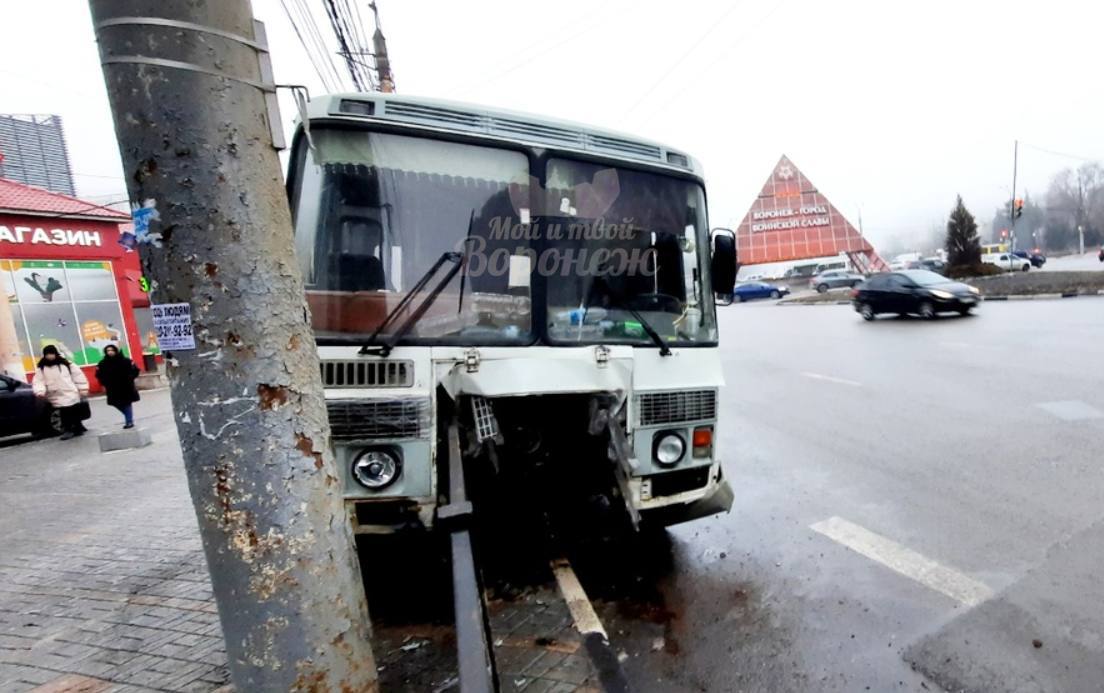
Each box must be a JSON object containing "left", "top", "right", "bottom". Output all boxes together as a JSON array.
[
  {"left": 653, "top": 432, "right": 685, "bottom": 467},
  {"left": 352, "top": 449, "right": 401, "bottom": 489}
]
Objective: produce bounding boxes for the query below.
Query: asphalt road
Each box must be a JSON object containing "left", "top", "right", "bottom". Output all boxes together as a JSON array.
[
  {"left": 5, "top": 298, "right": 1103, "bottom": 692},
  {"left": 1039, "top": 250, "right": 1104, "bottom": 272},
  {"left": 594, "top": 297, "right": 1104, "bottom": 692}
]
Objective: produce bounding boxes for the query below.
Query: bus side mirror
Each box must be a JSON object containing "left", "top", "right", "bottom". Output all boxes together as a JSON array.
[{"left": 711, "top": 228, "right": 737, "bottom": 304}]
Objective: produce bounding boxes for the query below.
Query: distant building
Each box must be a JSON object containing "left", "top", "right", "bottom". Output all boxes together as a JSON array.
[{"left": 0, "top": 115, "right": 76, "bottom": 197}]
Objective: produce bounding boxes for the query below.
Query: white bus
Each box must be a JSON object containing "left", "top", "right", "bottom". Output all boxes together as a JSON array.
[{"left": 287, "top": 94, "right": 736, "bottom": 535}]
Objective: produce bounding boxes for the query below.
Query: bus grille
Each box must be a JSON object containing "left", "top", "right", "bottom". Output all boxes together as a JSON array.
[
  {"left": 320, "top": 360, "right": 413, "bottom": 388},
  {"left": 636, "top": 390, "right": 716, "bottom": 426},
  {"left": 326, "top": 398, "right": 430, "bottom": 441}
]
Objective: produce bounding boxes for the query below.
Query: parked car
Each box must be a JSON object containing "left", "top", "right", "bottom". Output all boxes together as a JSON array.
[
  {"left": 0, "top": 374, "right": 60, "bottom": 439},
  {"left": 852, "top": 270, "right": 981, "bottom": 320},
  {"left": 982, "top": 251, "right": 1031, "bottom": 272},
  {"left": 810, "top": 270, "right": 865, "bottom": 293},
  {"left": 919, "top": 257, "right": 946, "bottom": 272},
  {"left": 732, "top": 281, "right": 789, "bottom": 302},
  {"left": 1012, "top": 250, "right": 1046, "bottom": 268}
]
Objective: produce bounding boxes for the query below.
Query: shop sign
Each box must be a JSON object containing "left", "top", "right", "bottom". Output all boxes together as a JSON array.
[{"left": 0, "top": 225, "right": 103, "bottom": 247}]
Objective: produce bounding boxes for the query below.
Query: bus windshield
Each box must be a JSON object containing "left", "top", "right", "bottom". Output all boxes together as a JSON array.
[
  {"left": 292, "top": 129, "right": 532, "bottom": 345},
  {"left": 290, "top": 127, "right": 716, "bottom": 347},
  {"left": 541, "top": 158, "right": 716, "bottom": 346}
]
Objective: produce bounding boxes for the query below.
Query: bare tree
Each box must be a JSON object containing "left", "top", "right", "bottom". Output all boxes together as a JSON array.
[{"left": 1046, "top": 164, "right": 1104, "bottom": 250}]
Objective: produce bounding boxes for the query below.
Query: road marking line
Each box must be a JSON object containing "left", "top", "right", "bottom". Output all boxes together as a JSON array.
[
  {"left": 800, "top": 371, "right": 862, "bottom": 387},
  {"left": 1036, "top": 400, "right": 1104, "bottom": 421},
  {"left": 550, "top": 557, "right": 607, "bottom": 638},
  {"left": 810, "top": 516, "right": 994, "bottom": 607}
]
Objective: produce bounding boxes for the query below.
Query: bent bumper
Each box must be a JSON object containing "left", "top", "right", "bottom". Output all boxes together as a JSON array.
[{"left": 640, "top": 475, "right": 734, "bottom": 528}]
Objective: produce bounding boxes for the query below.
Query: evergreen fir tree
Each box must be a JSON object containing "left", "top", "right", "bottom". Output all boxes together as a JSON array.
[{"left": 946, "top": 195, "right": 982, "bottom": 266}]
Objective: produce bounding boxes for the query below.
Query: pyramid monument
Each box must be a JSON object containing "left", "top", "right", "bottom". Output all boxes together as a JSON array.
[{"left": 735, "top": 155, "right": 887, "bottom": 272}]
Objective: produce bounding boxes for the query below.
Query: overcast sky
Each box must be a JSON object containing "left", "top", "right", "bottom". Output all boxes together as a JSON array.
[{"left": 2, "top": 0, "right": 1101, "bottom": 254}]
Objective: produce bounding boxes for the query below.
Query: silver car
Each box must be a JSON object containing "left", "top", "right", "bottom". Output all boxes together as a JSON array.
[{"left": 810, "top": 270, "right": 865, "bottom": 293}]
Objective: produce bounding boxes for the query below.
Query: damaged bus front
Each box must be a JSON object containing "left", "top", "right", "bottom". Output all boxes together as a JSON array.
[{"left": 288, "top": 94, "right": 737, "bottom": 534}]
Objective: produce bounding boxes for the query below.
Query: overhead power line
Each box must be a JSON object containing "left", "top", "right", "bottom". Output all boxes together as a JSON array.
[
  {"left": 324, "top": 0, "right": 365, "bottom": 90},
  {"left": 1019, "top": 141, "right": 1101, "bottom": 163},
  {"left": 624, "top": 1, "right": 748, "bottom": 117},
  {"left": 278, "top": 0, "right": 335, "bottom": 91},
  {"left": 323, "top": 0, "right": 386, "bottom": 92},
  {"left": 282, "top": 0, "right": 346, "bottom": 91}
]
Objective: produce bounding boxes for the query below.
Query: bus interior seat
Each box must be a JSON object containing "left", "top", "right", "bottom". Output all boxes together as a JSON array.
[{"left": 332, "top": 253, "right": 386, "bottom": 291}]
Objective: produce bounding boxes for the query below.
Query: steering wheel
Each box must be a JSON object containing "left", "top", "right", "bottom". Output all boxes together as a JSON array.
[{"left": 624, "top": 293, "right": 682, "bottom": 313}]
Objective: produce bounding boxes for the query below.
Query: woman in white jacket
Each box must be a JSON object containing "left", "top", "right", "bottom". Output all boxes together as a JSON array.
[{"left": 32, "top": 344, "right": 90, "bottom": 439}]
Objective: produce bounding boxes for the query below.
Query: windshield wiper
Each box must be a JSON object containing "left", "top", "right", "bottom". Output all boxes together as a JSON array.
[
  {"left": 360, "top": 213, "right": 477, "bottom": 357},
  {"left": 359, "top": 250, "right": 464, "bottom": 357},
  {"left": 584, "top": 275, "right": 672, "bottom": 356}
]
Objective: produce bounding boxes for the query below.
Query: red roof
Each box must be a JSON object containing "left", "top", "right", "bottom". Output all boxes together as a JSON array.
[{"left": 0, "top": 177, "right": 128, "bottom": 220}]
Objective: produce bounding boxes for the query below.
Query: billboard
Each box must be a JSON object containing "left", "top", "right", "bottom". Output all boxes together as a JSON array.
[{"left": 736, "top": 156, "right": 887, "bottom": 272}]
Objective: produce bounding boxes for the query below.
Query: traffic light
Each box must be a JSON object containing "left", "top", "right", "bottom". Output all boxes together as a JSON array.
[
  {"left": 1000, "top": 229, "right": 1008, "bottom": 238},
  {"left": 1014, "top": 198, "right": 1024, "bottom": 219}
]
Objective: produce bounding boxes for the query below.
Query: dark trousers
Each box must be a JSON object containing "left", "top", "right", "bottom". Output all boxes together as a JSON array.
[
  {"left": 59, "top": 404, "right": 86, "bottom": 433},
  {"left": 116, "top": 403, "right": 134, "bottom": 425}
]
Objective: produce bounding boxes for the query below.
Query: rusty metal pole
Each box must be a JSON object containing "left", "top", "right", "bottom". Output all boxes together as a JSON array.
[{"left": 87, "top": 2, "right": 377, "bottom": 690}]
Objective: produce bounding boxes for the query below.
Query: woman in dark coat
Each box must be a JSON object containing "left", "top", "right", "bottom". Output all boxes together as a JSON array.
[{"left": 95, "top": 344, "right": 140, "bottom": 429}]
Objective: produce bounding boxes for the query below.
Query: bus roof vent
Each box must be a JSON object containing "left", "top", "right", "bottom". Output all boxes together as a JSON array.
[
  {"left": 489, "top": 117, "right": 583, "bottom": 146},
  {"left": 382, "top": 101, "right": 482, "bottom": 129},
  {"left": 586, "top": 134, "right": 663, "bottom": 162},
  {"left": 375, "top": 99, "right": 672, "bottom": 165}
]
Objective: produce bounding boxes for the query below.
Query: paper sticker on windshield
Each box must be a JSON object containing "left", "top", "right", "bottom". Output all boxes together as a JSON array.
[
  {"left": 508, "top": 254, "right": 531, "bottom": 288},
  {"left": 519, "top": 207, "right": 531, "bottom": 225}
]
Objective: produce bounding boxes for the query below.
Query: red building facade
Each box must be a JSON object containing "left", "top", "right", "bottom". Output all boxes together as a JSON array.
[{"left": 1, "top": 178, "right": 149, "bottom": 391}]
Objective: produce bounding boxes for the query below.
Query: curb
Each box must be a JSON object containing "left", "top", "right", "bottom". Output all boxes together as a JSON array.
[
  {"left": 984, "top": 290, "right": 1104, "bottom": 301},
  {"left": 779, "top": 290, "right": 1104, "bottom": 306},
  {"left": 778, "top": 300, "right": 851, "bottom": 306}
]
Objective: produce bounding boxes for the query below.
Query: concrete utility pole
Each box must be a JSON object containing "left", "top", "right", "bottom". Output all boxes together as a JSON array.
[
  {"left": 88, "top": 3, "right": 377, "bottom": 690},
  {"left": 370, "top": 2, "right": 396, "bottom": 92}
]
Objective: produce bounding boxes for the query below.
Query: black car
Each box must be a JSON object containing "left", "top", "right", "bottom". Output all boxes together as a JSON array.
[
  {"left": 0, "top": 373, "right": 60, "bottom": 439},
  {"left": 1012, "top": 250, "right": 1046, "bottom": 268},
  {"left": 852, "top": 270, "right": 980, "bottom": 321}
]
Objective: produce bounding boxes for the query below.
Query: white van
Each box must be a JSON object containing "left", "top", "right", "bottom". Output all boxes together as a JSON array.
[{"left": 814, "top": 260, "right": 848, "bottom": 274}]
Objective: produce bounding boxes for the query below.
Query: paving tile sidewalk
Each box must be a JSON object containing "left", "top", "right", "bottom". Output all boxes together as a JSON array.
[
  {"left": 1, "top": 391, "right": 601, "bottom": 693},
  {"left": 0, "top": 391, "right": 231, "bottom": 693}
]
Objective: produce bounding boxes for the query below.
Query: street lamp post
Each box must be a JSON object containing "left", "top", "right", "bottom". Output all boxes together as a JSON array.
[{"left": 1078, "top": 225, "right": 1085, "bottom": 255}]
